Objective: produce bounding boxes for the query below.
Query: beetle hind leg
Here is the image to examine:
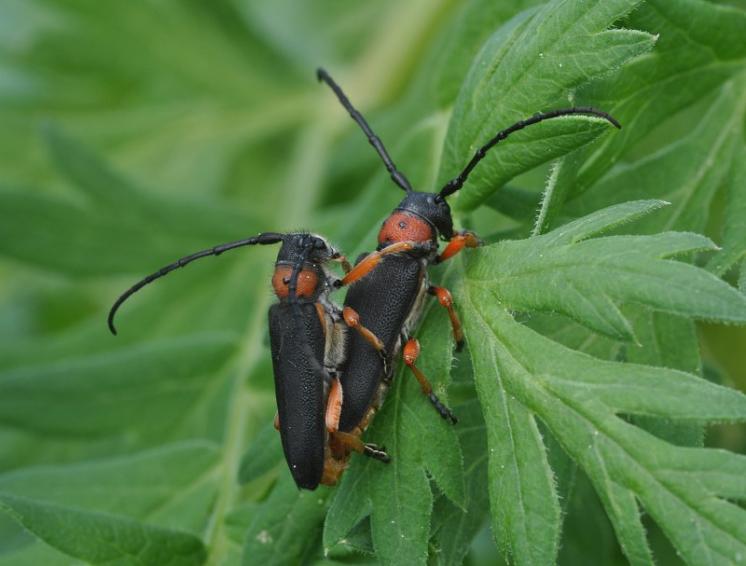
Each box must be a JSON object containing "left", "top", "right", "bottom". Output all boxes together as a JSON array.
[
  {"left": 332, "top": 431, "right": 391, "bottom": 463},
  {"left": 363, "top": 443, "right": 391, "bottom": 463},
  {"left": 402, "top": 338, "right": 457, "bottom": 424}
]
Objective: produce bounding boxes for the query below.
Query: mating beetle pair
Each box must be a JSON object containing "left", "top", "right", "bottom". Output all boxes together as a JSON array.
[{"left": 108, "top": 69, "right": 619, "bottom": 490}]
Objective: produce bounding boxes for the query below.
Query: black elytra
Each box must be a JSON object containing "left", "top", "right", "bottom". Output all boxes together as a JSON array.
[
  {"left": 270, "top": 240, "right": 330, "bottom": 490},
  {"left": 317, "top": 67, "right": 621, "bottom": 433}
]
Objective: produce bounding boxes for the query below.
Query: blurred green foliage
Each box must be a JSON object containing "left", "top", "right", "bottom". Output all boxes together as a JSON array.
[{"left": 0, "top": 1, "right": 745, "bottom": 565}]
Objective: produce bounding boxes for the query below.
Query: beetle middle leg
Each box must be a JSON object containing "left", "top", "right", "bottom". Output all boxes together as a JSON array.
[
  {"left": 428, "top": 285, "right": 464, "bottom": 352},
  {"left": 342, "top": 306, "right": 389, "bottom": 375},
  {"left": 402, "top": 338, "right": 457, "bottom": 424},
  {"left": 331, "top": 252, "right": 352, "bottom": 273}
]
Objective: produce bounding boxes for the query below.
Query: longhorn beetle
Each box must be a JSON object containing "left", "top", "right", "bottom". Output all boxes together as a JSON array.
[
  {"left": 316, "top": 68, "right": 621, "bottom": 432},
  {"left": 107, "top": 232, "right": 397, "bottom": 490}
]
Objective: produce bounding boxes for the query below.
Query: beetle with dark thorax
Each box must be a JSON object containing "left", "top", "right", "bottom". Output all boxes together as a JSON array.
[
  {"left": 107, "top": 232, "right": 391, "bottom": 490},
  {"left": 317, "top": 68, "right": 620, "bottom": 434}
]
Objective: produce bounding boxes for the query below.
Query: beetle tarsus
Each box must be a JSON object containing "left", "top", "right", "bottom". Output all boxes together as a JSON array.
[
  {"left": 429, "top": 392, "right": 458, "bottom": 425},
  {"left": 364, "top": 443, "right": 391, "bottom": 463}
]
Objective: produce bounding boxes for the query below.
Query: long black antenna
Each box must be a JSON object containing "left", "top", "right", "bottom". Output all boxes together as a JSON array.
[
  {"left": 439, "top": 107, "right": 621, "bottom": 198},
  {"left": 107, "top": 232, "right": 284, "bottom": 335},
  {"left": 317, "top": 68, "right": 413, "bottom": 193}
]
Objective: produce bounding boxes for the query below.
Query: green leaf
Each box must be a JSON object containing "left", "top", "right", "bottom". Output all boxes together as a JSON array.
[
  {"left": 0, "top": 442, "right": 220, "bottom": 533},
  {"left": 624, "top": 308, "right": 705, "bottom": 446},
  {"left": 566, "top": 80, "right": 745, "bottom": 235},
  {"left": 551, "top": 0, "right": 746, "bottom": 212},
  {"left": 0, "top": 128, "right": 262, "bottom": 277},
  {"left": 0, "top": 334, "right": 235, "bottom": 469},
  {"left": 427, "top": 1, "right": 541, "bottom": 107},
  {"left": 430, "top": 398, "right": 489, "bottom": 566},
  {"left": 462, "top": 289, "right": 746, "bottom": 564},
  {"left": 0, "top": 494, "right": 206, "bottom": 566},
  {"left": 467, "top": 201, "right": 746, "bottom": 340},
  {"left": 324, "top": 517, "right": 374, "bottom": 559},
  {"left": 243, "top": 476, "right": 330, "bottom": 566},
  {"left": 439, "top": 0, "right": 655, "bottom": 211},
  {"left": 707, "top": 145, "right": 746, "bottom": 276},
  {"left": 483, "top": 185, "right": 541, "bottom": 223},
  {"left": 238, "top": 423, "right": 284, "bottom": 485},
  {"left": 475, "top": 361, "right": 560, "bottom": 563},
  {"left": 558, "top": 470, "right": 625, "bottom": 565}
]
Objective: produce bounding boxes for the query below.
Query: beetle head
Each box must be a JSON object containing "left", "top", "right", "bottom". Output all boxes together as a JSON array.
[
  {"left": 273, "top": 234, "right": 336, "bottom": 301},
  {"left": 393, "top": 191, "right": 454, "bottom": 241}
]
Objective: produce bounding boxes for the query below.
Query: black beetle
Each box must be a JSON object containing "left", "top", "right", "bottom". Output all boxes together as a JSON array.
[
  {"left": 107, "top": 232, "right": 390, "bottom": 490},
  {"left": 317, "top": 68, "right": 621, "bottom": 433}
]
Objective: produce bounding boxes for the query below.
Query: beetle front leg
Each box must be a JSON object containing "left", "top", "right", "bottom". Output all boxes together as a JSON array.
[
  {"left": 403, "top": 338, "right": 457, "bottom": 424},
  {"left": 428, "top": 286, "right": 464, "bottom": 352},
  {"left": 331, "top": 252, "right": 352, "bottom": 273},
  {"left": 436, "top": 230, "right": 481, "bottom": 264},
  {"left": 336, "top": 241, "right": 433, "bottom": 287}
]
